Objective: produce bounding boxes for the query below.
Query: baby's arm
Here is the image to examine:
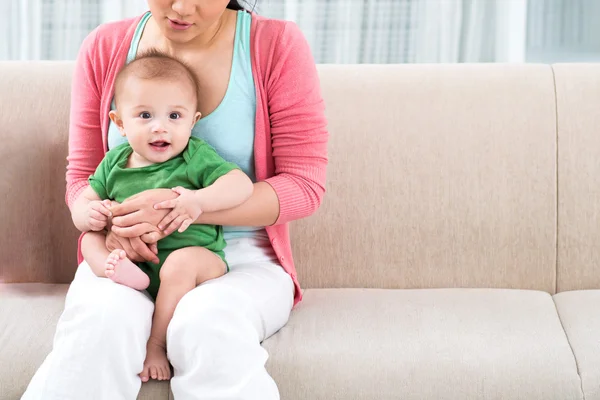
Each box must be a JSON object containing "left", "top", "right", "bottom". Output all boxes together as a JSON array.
[
  {"left": 71, "top": 186, "right": 112, "bottom": 232},
  {"left": 197, "top": 169, "right": 254, "bottom": 213},
  {"left": 157, "top": 170, "right": 253, "bottom": 233}
]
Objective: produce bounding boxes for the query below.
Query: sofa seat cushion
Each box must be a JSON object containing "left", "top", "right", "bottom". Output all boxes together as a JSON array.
[
  {"left": 0, "top": 283, "right": 170, "bottom": 400},
  {"left": 263, "top": 288, "right": 583, "bottom": 400},
  {"left": 554, "top": 290, "right": 600, "bottom": 400}
]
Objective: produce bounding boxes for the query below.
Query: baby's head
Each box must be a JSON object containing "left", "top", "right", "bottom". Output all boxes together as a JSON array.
[{"left": 110, "top": 49, "right": 202, "bottom": 165}]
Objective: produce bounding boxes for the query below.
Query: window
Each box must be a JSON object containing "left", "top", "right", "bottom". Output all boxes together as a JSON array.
[{"left": 2, "top": 0, "right": 599, "bottom": 63}]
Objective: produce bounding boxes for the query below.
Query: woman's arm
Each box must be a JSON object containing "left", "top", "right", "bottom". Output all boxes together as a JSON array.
[
  {"left": 65, "top": 28, "right": 106, "bottom": 209},
  {"left": 257, "top": 21, "right": 328, "bottom": 225}
]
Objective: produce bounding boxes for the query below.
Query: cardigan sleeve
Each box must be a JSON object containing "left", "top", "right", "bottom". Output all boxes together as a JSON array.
[
  {"left": 263, "top": 21, "right": 329, "bottom": 225},
  {"left": 65, "top": 28, "right": 106, "bottom": 210}
]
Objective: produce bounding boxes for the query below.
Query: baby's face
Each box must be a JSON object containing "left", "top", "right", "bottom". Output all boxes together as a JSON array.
[{"left": 115, "top": 76, "right": 200, "bottom": 165}]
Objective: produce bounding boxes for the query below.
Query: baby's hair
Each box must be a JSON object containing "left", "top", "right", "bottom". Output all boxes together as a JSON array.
[{"left": 113, "top": 49, "right": 200, "bottom": 110}]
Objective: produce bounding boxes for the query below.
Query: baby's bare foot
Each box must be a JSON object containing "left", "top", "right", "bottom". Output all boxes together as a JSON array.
[
  {"left": 140, "top": 338, "right": 171, "bottom": 382},
  {"left": 105, "top": 250, "right": 150, "bottom": 290}
]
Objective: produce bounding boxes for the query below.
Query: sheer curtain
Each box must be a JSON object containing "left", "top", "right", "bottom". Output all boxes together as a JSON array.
[
  {"left": 527, "top": 0, "right": 600, "bottom": 62},
  {"left": 1, "top": 0, "right": 598, "bottom": 63},
  {"left": 259, "top": 0, "right": 527, "bottom": 63},
  {"left": 0, "top": 0, "right": 147, "bottom": 60}
]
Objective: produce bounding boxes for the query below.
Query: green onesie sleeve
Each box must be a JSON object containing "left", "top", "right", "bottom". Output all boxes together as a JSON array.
[
  {"left": 88, "top": 160, "right": 110, "bottom": 200},
  {"left": 185, "top": 138, "right": 241, "bottom": 188}
]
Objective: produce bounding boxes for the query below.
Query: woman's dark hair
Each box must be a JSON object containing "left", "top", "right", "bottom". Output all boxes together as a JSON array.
[{"left": 227, "top": 0, "right": 257, "bottom": 12}]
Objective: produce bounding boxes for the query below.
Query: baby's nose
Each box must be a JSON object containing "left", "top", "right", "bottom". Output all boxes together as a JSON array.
[{"left": 151, "top": 121, "right": 167, "bottom": 133}]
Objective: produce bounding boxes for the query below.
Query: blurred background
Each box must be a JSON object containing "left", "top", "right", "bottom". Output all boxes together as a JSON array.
[{"left": 1, "top": 0, "right": 599, "bottom": 63}]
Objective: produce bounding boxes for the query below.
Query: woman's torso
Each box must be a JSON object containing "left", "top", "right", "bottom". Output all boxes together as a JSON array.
[{"left": 107, "top": 10, "right": 265, "bottom": 240}]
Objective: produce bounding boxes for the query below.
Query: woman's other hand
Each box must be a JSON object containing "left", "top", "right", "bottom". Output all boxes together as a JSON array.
[{"left": 105, "top": 230, "right": 159, "bottom": 263}]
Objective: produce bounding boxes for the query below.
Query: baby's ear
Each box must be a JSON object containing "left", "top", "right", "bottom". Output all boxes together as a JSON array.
[
  {"left": 109, "top": 110, "right": 126, "bottom": 136},
  {"left": 193, "top": 111, "right": 202, "bottom": 124}
]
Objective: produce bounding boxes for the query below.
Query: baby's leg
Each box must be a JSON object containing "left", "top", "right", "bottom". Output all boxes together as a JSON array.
[
  {"left": 140, "top": 247, "right": 226, "bottom": 382},
  {"left": 81, "top": 232, "right": 149, "bottom": 291}
]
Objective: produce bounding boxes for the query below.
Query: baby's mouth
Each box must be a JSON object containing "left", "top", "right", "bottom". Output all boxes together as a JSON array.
[{"left": 150, "top": 140, "right": 170, "bottom": 148}]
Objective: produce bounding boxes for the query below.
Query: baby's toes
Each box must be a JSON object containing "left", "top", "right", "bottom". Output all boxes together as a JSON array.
[
  {"left": 106, "top": 255, "right": 118, "bottom": 265},
  {"left": 150, "top": 366, "right": 158, "bottom": 380},
  {"left": 116, "top": 249, "right": 127, "bottom": 260},
  {"left": 139, "top": 366, "right": 150, "bottom": 383},
  {"left": 104, "top": 263, "right": 115, "bottom": 278}
]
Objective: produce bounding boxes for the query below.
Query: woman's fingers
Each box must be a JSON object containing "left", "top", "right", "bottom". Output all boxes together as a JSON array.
[
  {"left": 111, "top": 222, "right": 155, "bottom": 238},
  {"left": 122, "top": 242, "right": 144, "bottom": 262},
  {"left": 111, "top": 210, "right": 142, "bottom": 227},
  {"left": 154, "top": 199, "right": 177, "bottom": 210},
  {"left": 108, "top": 201, "right": 139, "bottom": 217},
  {"left": 106, "top": 232, "right": 142, "bottom": 262},
  {"left": 130, "top": 237, "right": 159, "bottom": 263},
  {"left": 141, "top": 232, "right": 162, "bottom": 244}
]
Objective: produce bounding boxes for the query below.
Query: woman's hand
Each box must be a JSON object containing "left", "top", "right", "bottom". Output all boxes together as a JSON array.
[
  {"left": 105, "top": 230, "right": 159, "bottom": 264},
  {"left": 110, "top": 189, "right": 177, "bottom": 238}
]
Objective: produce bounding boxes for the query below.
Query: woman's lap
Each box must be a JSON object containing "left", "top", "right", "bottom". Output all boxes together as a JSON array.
[
  {"left": 168, "top": 237, "right": 294, "bottom": 399},
  {"left": 22, "top": 260, "right": 154, "bottom": 400},
  {"left": 23, "top": 237, "right": 293, "bottom": 400}
]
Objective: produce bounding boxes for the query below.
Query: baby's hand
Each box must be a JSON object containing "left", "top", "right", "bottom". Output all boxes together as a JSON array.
[
  {"left": 87, "top": 199, "right": 112, "bottom": 231},
  {"left": 155, "top": 187, "right": 203, "bottom": 234}
]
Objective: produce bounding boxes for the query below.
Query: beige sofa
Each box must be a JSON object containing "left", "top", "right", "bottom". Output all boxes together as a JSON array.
[{"left": 1, "top": 62, "right": 600, "bottom": 400}]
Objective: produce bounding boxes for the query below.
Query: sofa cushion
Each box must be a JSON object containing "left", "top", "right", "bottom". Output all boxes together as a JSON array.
[
  {"left": 263, "top": 288, "right": 583, "bottom": 400},
  {"left": 0, "top": 284, "right": 170, "bottom": 400},
  {"left": 554, "top": 290, "right": 600, "bottom": 400}
]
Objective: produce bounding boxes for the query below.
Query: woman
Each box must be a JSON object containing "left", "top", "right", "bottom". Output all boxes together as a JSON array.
[{"left": 22, "top": 0, "right": 327, "bottom": 399}]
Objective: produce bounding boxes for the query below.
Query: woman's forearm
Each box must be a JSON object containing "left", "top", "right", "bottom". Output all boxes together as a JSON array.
[{"left": 196, "top": 181, "right": 279, "bottom": 227}]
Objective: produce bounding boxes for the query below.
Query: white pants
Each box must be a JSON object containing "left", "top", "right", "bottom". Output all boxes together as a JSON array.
[{"left": 22, "top": 237, "right": 295, "bottom": 400}]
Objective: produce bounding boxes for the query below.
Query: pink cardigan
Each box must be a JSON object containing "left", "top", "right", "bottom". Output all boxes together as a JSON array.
[{"left": 66, "top": 13, "right": 328, "bottom": 306}]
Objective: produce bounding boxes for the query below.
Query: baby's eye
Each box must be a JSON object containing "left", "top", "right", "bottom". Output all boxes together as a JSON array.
[
  {"left": 139, "top": 112, "right": 151, "bottom": 119},
  {"left": 169, "top": 112, "right": 181, "bottom": 120}
]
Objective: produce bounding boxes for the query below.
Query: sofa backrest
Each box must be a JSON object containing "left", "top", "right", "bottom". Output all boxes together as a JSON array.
[
  {"left": 0, "top": 62, "right": 598, "bottom": 294},
  {"left": 0, "top": 62, "right": 78, "bottom": 284},
  {"left": 292, "top": 64, "right": 558, "bottom": 292},
  {"left": 553, "top": 64, "right": 600, "bottom": 293}
]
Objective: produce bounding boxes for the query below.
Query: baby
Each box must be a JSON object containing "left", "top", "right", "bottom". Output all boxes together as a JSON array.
[{"left": 70, "top": 50, "right": 253, "bottom": 381}]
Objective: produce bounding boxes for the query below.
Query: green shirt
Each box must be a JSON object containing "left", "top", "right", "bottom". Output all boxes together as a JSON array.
[{"left": 89, "top": 137, "right": 239, "bottom": 255}]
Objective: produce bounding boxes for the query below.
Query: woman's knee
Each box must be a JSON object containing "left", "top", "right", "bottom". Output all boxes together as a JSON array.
[
  {"left": 64, "top": 265, "right": 154, "bottom": 336},
  {"left": 168, "top": 283, "right": 255, "bottom": 339}
]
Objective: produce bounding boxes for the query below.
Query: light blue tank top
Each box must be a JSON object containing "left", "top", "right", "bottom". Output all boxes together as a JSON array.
[{"left": 108, "top": 11, "right": 265, "bottom": 240}]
